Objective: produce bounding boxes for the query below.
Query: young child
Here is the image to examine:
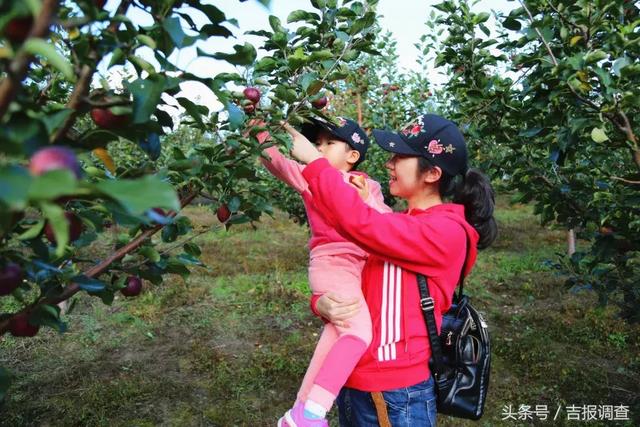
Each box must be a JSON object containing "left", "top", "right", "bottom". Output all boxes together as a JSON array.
[{"left": 257, "top": 117, "right": 391, "bottom": 427}]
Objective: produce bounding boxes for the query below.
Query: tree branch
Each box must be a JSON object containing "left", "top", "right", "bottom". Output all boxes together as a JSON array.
[
  {"left": 0, "top": 191, "right": 198, "bottom": 336},
  {"left": 610, "top": 176, "right": 640, "bottom": 185},
  {"left": 544, "top": 0, "right": 587, "bottom": 40},
  {"left": 0, "top": 0, "right": 58, "bottom": 120},
  {"left": 51, "top": 0, "right": 134, "bottom": 143},
  {"left": 520, "top": 0, "right": 640, "bottom": 169},
  {"left": 518, "top": 0, "right": 601, "bottom": 112}
]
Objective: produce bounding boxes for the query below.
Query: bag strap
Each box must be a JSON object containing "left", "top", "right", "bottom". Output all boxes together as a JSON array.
[
  {"left": 371, "top": 392, "right": 392, "bottom": 427},
  {"left": 417, "top": 232, "right": 471, "bottom": 376}
]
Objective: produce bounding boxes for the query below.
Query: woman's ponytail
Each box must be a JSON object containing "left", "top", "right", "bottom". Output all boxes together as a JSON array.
[{"left": 453, "top": 168, "right": 497, "bottom": 250}]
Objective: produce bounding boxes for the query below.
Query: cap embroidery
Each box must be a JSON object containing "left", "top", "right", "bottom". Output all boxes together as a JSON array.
[
  {"left": 444, "top": 144, "right": 456, "bottom": 153},
  {"left": 351, "top": 132, "right": 363, "bottom": 144},
  {"left": 427, "top": 139, "right": 444, "bottom": 155},
  {"left": 337, "top": 117, "right": 347, "bottom": 127},
  {"left": 389, "top": 142, "right": 395, "bottom": 147},
  {"left": 401, "top": 116, "right": 427, "bottom": 137}
]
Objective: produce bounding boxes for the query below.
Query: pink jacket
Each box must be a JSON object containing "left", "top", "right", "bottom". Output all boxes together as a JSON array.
[
  {"left": 260, "top": 136, "right": 391, "bottom": 256},
  {"left": 303, "top": 158, "right": 479, "bottom": 392}
]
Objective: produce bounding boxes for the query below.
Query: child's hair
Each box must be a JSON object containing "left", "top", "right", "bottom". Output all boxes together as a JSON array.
[{"left": 418, "top": 158, "right": 497, "bottom": 249}]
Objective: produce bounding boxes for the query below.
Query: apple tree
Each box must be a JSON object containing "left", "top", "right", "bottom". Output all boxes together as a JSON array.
[
  {"left": 0, "top": 0, "right": 379, "bottom": 397},
  {"left": 425, "top": 0, "right": 640, "bottom": 320}
]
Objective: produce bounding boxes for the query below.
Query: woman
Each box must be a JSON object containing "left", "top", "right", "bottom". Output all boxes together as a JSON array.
[{"left": 284, "top": 113, "right": 497, "bottom": 426}]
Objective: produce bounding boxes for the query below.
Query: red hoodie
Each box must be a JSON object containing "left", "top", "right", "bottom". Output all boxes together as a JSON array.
[{"left": 303, "top": 158, "right": 479, "bottom": 392}]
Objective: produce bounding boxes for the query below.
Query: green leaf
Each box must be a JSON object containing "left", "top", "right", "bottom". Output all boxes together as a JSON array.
[
  {"left": 584, "top": 50, "right": 607, "bottom": 64},
  {"left": 349, "top": 11, "right": 376, "bottom": 35},
  {"left": 28, "top": 170, "right": 77, "bottom": 201},
  {"left": 72, "top": 275, "right": 106, "bottom": 293},
  {"left": 126, "top": 74, "right": 166, "bottom": 124},
  {"left": 309, "top": 49, "right": 333, "bottom": 61},
  {"left": 139, "top": 246, "right": 161, "bottom": 263},
  {"left": 212, "top": 43, "right": 256, "bottom": 66},
  {"left": 519, "top": 127, "right": 543, "bottom": 138},
  {"left": 17, "top": 219, "right": 44, "bottom": 240},
  {"left": 307, "top": 80, "right": 324, "bottom": 96},
  {"left": 274, "top": 85, "right": 298, "bottom": 103},
  {"left": 287, "top": 10, "right": 318, "bottom": 23},
  {"left": 288, "top": 47, "right": 308, "bottom": 69},
  {"left": 30, "top": 304, "right": 67, "bottom": 333},
  {"left": 269, "top": 15, "right": 283, "bottom": 32},
  {"left": 0, "top": 166, "right": 32, "bottom": 210},
  {"left": 109, "top": 48, "right": 126, "bottom": 67},
  {"left": 23, "top": 38, "right": 75, "bottom": 82},
  {"left": 40, "top": 202, "right": 69, "bottom": 257},
  {"left": 225, "top": 102, "right": 245, "bottom": 131},
  {"left": 254, "top": 57, "right": 278, "bottom": 72},
  {"left": 136, "top": 34, "right": 157, "bottom": 49},
  {"left": 198, "top": 4, "right": 226, "bottom": 24},
  {"left": 94, "top": 176, "right": 179, "bottom": 215},
  {"left": 591, "top": 127, "right": 608, "bottom": 143},
  {"left": 473, "top": 12, "right": 490, "bottom": 24},
  {"left": 502, "top": 17, "right": 521, "bottom": 31},
  {"left": 162, "top": 17, "right": 187, "bottom": 48},
  {"left": 41, "top": 109, "right": 73, "bottom": 135},
  {"left": 183, "top": 242, "right": 201, "bottom": 257},
  {"left": 299, "top": 72, "right": 320, "bottom": 92}
]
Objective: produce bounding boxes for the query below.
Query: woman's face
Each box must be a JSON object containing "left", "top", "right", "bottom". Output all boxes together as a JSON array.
[{"left": 385, "top": 154, "right": 422, "bottom": 198}]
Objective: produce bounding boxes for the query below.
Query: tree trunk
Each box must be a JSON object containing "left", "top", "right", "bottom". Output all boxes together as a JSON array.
[{"left": 567, "top": 229, "right": 576, "bottom": 256}]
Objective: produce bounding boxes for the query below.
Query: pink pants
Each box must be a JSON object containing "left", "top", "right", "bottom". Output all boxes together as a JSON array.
[{"left": 296, "top": 253, "right": 372, "bottom": 410}]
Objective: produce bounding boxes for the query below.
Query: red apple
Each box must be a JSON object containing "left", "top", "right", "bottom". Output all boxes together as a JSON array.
[
  {"left": 94, "top": 0, "right": 107, "bottom": 7},
  {"left": 311, "top": 96, "right": 328, "bottom": 109},
  {"left": 9, "top": 313, "right": 40, "bottom": 337},
  {"left": 29, "top": 146, "right": 82, "bottom": 178},
  {"left": 2, "top": 16, "right": 33, "bottom": 43},
  {"left": 243, "top": 104, "right": 255, "bottom": 114},
  {"left": 90, "top": 107, "right": 130, "bottom": 129},
  {"left": 44, "top": 212, "right": 83, "bottom": 245},
  {"left": 243, "top": 87, "right": 261, "bottom": 104},
  {"left": 121, "top": 275, "right": 142, "bottom": 297},
  {"left": 0, "top": 263, "right": 23, "bottom": 296},
  {"left": 216, "top": 204, "right": 231, "bottom": 223},
  {"left": 389, "top": 85, "right": 399, "bottom": 91}
]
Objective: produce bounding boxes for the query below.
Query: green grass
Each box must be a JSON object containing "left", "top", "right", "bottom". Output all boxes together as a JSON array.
[{"left": 1, "top": 200, "right": 639, "bottom": 426}]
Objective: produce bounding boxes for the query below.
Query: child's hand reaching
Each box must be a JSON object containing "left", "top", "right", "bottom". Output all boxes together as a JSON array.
[
  {"left": 284, "top": 123, "right": 322, "bottom": 164},
  {"left": 349, "top": 175, "right": 369, "bottom": 201}
]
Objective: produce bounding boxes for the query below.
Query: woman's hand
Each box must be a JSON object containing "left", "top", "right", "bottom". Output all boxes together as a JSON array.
[
  {"left": 316, "top": 292, "right": 362, "bottom": 328},
  {"left": 283, "top": 123, "right": 322, "bottom": 164}
]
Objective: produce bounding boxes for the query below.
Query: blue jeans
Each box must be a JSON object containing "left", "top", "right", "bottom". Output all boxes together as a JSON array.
[{"left": 336, "top": 376, "right": 437, "bottom": 426}]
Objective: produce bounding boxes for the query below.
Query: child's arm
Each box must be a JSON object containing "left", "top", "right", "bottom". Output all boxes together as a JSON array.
[{"left": 256, "top": 128, "right": 309, "bottom": 194}]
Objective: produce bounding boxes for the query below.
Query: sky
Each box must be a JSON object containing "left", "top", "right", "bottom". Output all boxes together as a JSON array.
[{"left": 100, "top": 0, "right": 518, "bottom": 117}]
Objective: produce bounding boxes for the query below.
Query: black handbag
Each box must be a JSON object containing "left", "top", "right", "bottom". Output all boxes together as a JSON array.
[{"left": 417, "top": 238, "right": 491, "bottom": 420}]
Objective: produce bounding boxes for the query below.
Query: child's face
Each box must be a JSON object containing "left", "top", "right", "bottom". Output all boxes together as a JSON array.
[{"left": 315, "top": 131, "right": 360, "bottom": 171}]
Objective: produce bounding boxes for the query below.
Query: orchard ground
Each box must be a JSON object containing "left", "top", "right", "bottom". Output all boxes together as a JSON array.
[{"left": 1, "top": 195, "right": 639, "bottom": 427}]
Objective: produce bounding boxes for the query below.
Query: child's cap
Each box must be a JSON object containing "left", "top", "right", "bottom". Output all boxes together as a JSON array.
[
  {"left": 373, "top": 113, "right": 468, "bottom": 176},
  {"left": 301, "top": 116, "right": 370, "bottom": 166}
]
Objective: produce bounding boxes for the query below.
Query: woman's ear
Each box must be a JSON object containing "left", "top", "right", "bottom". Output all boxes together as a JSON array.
[{"left": 422, "top": 165, "right": 442, "bottom": 184}]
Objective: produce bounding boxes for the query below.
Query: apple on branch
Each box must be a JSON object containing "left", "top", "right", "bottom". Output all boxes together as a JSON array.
[
  {"left": 29, "top": 146, "right": 82, "bottom": 178},
  {"left": 0, "top": 263, "right": 23, "bottom": 296}
]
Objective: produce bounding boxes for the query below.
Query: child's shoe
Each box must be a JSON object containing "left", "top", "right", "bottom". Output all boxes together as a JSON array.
[{"left": 277, "top": 402, "right": 328, "bottom": 427}]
